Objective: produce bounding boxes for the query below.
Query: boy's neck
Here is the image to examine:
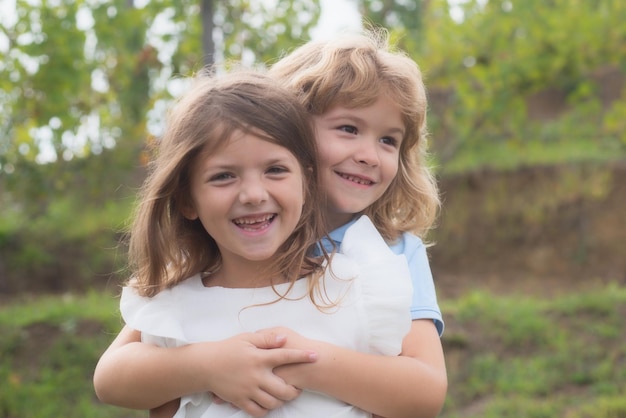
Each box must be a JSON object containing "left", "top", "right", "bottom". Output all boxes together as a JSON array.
[{"left": 326, "top": 213, "right": 358, "bottom": 231}]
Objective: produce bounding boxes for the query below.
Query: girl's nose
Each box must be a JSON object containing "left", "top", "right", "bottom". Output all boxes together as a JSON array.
[{"left": 238, "top": 178, "right": 269, "bottom": 205}]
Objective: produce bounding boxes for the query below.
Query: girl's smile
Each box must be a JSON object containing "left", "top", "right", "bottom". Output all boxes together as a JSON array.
[{"left": 184, "top": 131, "right": 305, "bottom": 287}]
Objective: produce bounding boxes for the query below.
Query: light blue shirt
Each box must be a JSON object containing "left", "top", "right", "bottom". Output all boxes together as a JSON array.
[{"left": 320, "top": 218, "right": 444, "bottom": 336}]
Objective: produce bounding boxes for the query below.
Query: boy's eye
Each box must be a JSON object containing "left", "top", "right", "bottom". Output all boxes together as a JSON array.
[
  {"left": 338, "top": 125, "right": 358, "bottom": 135},
  {"left": 380, "top": 136, "right": 399, "bottom": 147}
]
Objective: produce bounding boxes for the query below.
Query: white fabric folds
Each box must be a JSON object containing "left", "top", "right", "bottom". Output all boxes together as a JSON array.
[{"left": 120, "top": 215, "right": 413, "bottom": 417}]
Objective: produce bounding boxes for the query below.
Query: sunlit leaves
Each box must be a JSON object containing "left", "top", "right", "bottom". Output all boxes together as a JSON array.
[
  {"left": 398, "top": 0, "right": 626, "bottom": 164},
  {"left": 1, "top": 0, "right": 322, "bottom": 214}
]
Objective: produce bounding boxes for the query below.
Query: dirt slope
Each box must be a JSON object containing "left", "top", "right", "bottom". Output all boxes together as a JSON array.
[{"left": 429, "top": 161, "right": 626, "bottom": 298}]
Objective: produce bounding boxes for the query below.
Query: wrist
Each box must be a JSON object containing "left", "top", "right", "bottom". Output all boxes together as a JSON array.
[{"left": 171, "top": 343, "right": 215, "bottom": 394}]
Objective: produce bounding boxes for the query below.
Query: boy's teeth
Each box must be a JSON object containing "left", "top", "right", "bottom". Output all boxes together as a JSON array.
[{"left": 341, "top": 174, "right": 372, "bottom": 185}]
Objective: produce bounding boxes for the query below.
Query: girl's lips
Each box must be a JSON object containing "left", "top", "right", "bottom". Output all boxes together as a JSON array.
[{"left": 232, "top": 214, "right": 276, "bottom": 231}]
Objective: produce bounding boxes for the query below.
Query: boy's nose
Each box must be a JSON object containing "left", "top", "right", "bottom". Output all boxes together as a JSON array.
[{"left": 355, "top": 140, "right": 380, "bottom": 167}]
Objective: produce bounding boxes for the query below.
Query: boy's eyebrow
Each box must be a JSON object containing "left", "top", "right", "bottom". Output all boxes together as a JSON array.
[
  {"left": 326, "top": 113, "right": 405, "bottom": 136},
  {"left": 386, "top": 126, "right": 406, "bottom": 136}
]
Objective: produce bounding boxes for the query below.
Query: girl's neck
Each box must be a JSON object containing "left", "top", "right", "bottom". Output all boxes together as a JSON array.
[{"left": 202, "top": 259, "right": 277, "bottom": 289}]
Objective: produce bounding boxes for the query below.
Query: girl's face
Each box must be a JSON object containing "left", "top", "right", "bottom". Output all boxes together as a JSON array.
[
  {"left": 313, "top": 95, "right": 404, "bottom": 229},
  {"left": 185, "top": 131, "right": 305, "bottom": 282}
]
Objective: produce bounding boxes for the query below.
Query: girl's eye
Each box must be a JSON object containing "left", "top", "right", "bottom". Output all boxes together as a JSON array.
[
  {"left": 209, "top": 172, "right": 234, "bottom": 182},
  {"left": 267, "top": 166, "right": 288, "bottom": 175},
  {"left": 338, "top": 125, "right": 358, "bottom": 135}
]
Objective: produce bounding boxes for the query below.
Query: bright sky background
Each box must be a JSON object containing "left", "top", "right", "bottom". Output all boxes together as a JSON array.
[{"left": 312, "top": 0, "right": 362, "bottom": 39}]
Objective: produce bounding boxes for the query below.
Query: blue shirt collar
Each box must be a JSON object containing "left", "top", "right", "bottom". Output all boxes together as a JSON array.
[{"left": 319, "top": 217, "right": 360, "bottom": 253}]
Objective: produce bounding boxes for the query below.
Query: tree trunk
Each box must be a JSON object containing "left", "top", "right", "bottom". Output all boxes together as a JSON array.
[{"left": 201, "top": 0, "right": 215, "bottom": 67}]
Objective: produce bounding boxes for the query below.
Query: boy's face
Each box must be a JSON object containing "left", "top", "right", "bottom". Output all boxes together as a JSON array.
[
  {"left": 313, "top": 95, "right": 404, "bottom": 230},
  {"left": 184, "top": 131, "right": 304, "bottom": 280}
]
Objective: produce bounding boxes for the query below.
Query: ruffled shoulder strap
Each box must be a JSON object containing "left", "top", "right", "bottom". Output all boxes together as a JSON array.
[
  {"left": 341, "top": 215, "right": 395, "bottom": 261},
  {"left": 341, "top": 216, "right": 413, "bottom": 355},
  {"left": 120, "top": 277, "right": 200, "bottom": 342}
]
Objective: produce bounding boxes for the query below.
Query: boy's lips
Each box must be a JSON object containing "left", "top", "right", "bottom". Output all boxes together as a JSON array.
[{"left": 336, "top": 171, "right": 376, "bottom": 186}]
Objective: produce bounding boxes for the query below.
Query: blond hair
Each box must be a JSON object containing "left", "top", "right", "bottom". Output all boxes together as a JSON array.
[
  {"left": 270, "top": 29, "right": 440, "bottom": 241},
  {"left": 128, "top": 70, "right": 328, "bottom": 297}
]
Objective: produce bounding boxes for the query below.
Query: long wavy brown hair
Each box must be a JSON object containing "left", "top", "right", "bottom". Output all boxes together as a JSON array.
[
  {"left": 270, "top": 28, "right": 440, "bottom": 242},
  {"left": 127, "top": 70, "right": 329, "bottom": 298}
]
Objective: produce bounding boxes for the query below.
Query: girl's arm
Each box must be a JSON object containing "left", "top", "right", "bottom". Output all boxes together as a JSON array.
[
  {"left": 93, "top": 325, "right": 317, "bottom": 416},
  {"left": 273, "top": 319, "right": 447, "bottom": 418}
]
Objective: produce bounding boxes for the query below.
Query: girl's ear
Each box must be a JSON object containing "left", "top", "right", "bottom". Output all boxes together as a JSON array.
[
  {"left": 182, "top": 209, "right": 199, "bottom": 220},
  {"left": 180, "top": 200, "right": 199, "bottom": 220},
  {"left": 302, "top": 166, "right": 314, "bottom": 205}
]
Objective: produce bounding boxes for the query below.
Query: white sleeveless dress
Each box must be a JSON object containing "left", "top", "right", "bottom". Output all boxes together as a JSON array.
[{"left": 120, "top": 216, "right": 413, "bottom": 418}]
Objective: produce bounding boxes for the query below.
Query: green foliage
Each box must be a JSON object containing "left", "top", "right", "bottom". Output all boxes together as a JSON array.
[
  {"left": 405, "top": 0, "right": 626, "bottom": 169},
  {"left": 0, "top": 1, "right": 322, "bottom": 277},
  {"left": 0, "top": 192, "right": 133, "bottom": 293},
  {"left": 357, "top": 0, "right": 426, "bottom": 53},
  {"left": 0, "top": 292, "right": 139, "bottom": 417},
  {"left": 568, "top": 396, "right": 626, "bottom": 418}
]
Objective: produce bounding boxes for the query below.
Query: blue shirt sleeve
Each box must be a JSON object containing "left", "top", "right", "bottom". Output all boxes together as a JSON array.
[{"left": 390, "top": 233, "right": 444, "bottom": 336}]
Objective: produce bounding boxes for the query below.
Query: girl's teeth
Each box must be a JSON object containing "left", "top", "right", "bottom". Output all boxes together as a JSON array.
[{"left": 233, "top": 215, "right": 273, "bottom": 225}]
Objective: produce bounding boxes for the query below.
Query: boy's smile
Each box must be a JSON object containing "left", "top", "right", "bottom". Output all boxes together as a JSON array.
[{"left": 313, "top": 95, "right": 404, "bottom": 229}]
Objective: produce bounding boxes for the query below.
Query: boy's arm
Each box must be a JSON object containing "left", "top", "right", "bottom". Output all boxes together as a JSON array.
[
  {"left": 149, "top": 399, "right": 180, "bottom": 418},
  {"left": 93, "top": 325, "right": 317, "bottom": 415},
  {"left": 273, "top": 319, "right": 447, "bottom": 418}
]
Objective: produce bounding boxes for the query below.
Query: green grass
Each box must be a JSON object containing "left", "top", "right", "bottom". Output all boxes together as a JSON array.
[
  {"left": 0, "top": 291, "right": 141, "bottom": 418},
  {"left": 1, "top": 282, "right": 624, "bottom": 417},
  {"left": 440, "top": 283, "right": 626, "bottom": 417}
]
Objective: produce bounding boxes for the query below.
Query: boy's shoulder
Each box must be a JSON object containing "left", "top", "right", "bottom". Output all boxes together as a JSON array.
[
  {"left": 328, "top": 216, "right": 425, "bottom": 255},
  {"left": 388, "top": 231, "right": 425, "bottom": 255}
]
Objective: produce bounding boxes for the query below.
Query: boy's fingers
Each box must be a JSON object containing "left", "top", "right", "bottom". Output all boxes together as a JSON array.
[
  {"left": 269, "top": 348, "right": 318, "bottom": 367},
  {"left": 248, "top": 330, "right": 288, "bottom": 349}
]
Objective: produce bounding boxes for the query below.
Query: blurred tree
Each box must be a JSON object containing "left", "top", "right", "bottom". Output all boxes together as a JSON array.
[
  {"left": 375, "top": 0, "right": 626, "bottom": 164},
  {"left": 357, "top": 0, "right": 428, "bottom": 53},
  {"left": 0, "top": 0, "right": 320, "bottom": 213}
]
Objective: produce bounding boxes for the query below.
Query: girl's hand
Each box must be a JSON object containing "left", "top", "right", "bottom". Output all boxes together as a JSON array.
[
  {"left": 197, "top": 330, "right": 318, "bottom": 417},
  {"left": 255, "top": 327, "right": 321, "bottom": 389}
]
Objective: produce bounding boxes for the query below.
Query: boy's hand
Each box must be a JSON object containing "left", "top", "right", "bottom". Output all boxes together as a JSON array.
[{"left": 149, "top": 399, "right": 180, "bottom": 418}]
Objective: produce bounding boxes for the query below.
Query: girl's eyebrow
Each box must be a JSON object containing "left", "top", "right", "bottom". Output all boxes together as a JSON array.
[{"left": 200, "top": 156, "right": 294, "bottom": 172}]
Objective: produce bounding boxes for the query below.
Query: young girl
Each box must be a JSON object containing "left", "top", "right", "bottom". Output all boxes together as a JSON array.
[
  {"left": 94, "top": 29, "right": 447, "bottom": 418},
  {"left": 95, "top": 69, "right": 415, "bottom": 417}
]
